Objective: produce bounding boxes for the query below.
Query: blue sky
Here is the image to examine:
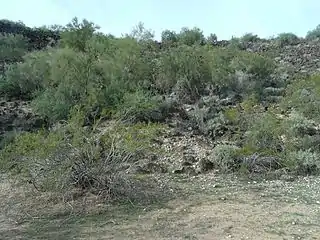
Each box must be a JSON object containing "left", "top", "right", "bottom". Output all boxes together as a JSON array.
[{"left": 1, "top": 0, "right": 319, "bottom": 40}]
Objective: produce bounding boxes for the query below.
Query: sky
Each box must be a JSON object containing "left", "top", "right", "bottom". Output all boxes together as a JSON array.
[{"left": 0, "top": 0, "right": 319, "bottom": 40}]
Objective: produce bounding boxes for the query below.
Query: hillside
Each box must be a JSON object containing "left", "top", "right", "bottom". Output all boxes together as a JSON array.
[{"left": 0, "top": 18, "right": 320, "bottom": 239}]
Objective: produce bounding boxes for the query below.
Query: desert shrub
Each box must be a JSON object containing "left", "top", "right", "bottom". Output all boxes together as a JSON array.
[
  {"left": 283, "top": 150, "right": 320, "bottom": 175},
  {"left": 115, "top": 90, "right": 167, "bottom": 123},
  {"left": 244, "top": 111, "right": 284, "bottom": 153},
  {"left": 0, "top": 130, "right": 20, "bottom": 150},
  {"left": 177, "top": 27, "right": 205, "bottom": 46},
  {"left": 0, "top": 116, "right": 167, "bottom": 202},
  {"left": 128, "top": 22, "right": 155, "bottom": 43},
  {"left": 161, "top": 29, "right": 178, "bottom": 43},
  {"left": 206, "top": 33, "right": 218, "bottom": 45},
  {"left": 59, "top": 17, "right": 99, "bottom": 52},
  {"left": 278, "top": 76, "right": 320, "bottom": 174},
  {"left": 228, "top": 37, "right": 245, "bottom": 50},
  {"left": 280, "top": 110, "right": 320, "bottom": 151},
  {"left": 0, "top": 129, "right": 64, "bottom": 173},
  {"left": 154, "top": 44, "right": 211, "bottom": 101},
  {"left": 306, "top": 24, "right": 320, "bottom": 40},
  {"left": 276, "top": 33, "right": 300, "bottom": 46},
  {"left": 228, "top": 33, "right": 260, "bottom": 50},
  {"left": 212, "top": 144, "right": 240, "bottom": 172},
  {"left": 240, "top": 33, "right": 260, "bottom": 43},
  {"left": 230, "top": 51, "right": 276, "bottom": 99},
  {"left": 30, "top": 35, "right": 155, "bottom": 123},
  {"left": 156, "top": 45, "right": 275, "bottom": 102},
  {"left": 0, "top": 33, "right": 29, "bottom": 63},
  {"left": 0, "top": 49, "right": 52, "bottom": 99},
  {"left": 284, "top": 111, "right": 318, "bottom": 137},
  {"left": 281, "top": 75, "right": 320, "bottom": 121},
  {"left": 29, "top": 48, "right": 93, "bottom": 121}
]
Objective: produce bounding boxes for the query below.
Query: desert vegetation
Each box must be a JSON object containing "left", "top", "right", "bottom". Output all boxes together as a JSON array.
[{"left": 0, "top": 17, "right": 320, "bottom": 239}]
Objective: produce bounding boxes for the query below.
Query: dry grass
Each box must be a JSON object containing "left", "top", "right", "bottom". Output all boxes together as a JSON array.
[{"left": 1, "top": 173, "right": 320, "bottom": 240}]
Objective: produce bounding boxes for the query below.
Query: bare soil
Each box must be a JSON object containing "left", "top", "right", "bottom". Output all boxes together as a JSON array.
[{"left": 1, "top": 173, "right": 320, "bottom": 240}]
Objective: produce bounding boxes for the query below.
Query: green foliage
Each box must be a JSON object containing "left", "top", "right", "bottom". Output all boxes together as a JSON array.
[
  {"left": 223, "top": 107, "right": 241, "bottom": 124},
  {"left": 127, "top": 22, "right": 155, "bottom": 42},
  {"left": 276, "top": 33, "right": 300, "bottom": 46},
  {"left": 59, "top": 17, "right": 99, "bottom": 52},
  {"left": 282, "top": 112, "right": 320, "bottom": 152},
  {"left": 212, "top": 144, "right": 240, "bottom": 172},
  {"left": 229, "top": 52, "right": 276, "bottom": 100},
  {"left": 154, "top": 45, "right": 275, "bottom": 102},
  {"left": 0, "top": 50, "right": 51, "bottom": 99},
  {"left": 206, "top": 33, "right": 218, "bottom": 45},
  {"left": 0, "top": 129, "right": 64, "bottom": 172},
  {"left": 306, "top": 24, "right": 320, "bottom": 40},
  {"left": 0, "top": 33, "right": 29, "bottom": 63},
  {"left": 241, "top": 33, "right": 260, "bottom": 43},
  {"left": 281, "top": 75, "right": 320, "bottom": 121},
  {"left": 3, "top": 16, "right": 320, "bottom": 188},
  {"left": 115, "top": 90, "right": 163, "bottom": 123},
  {"left": 283, "top": 150, "right": 320, "bottom": 175},
  {"left": 0, "top": 118, "right": 165, "bottom": 198},
  {"left": 161, "top": 30, "right": 178, "bottom": 48},
  {"left": 154, "top": 44, "right": 211, "bottom": 100},
  {"left": 244, "top": 112, "right": 283, "bottom": 153},
  {"left": 0, "top": 130, "right": 20, "bottom": 150},
  {"left": 229, "top": 37, "right": 245, "bottom": 50},
  {"left": 177, "top": 27, "right": 205, "bottom": 46},
  {"left": 99, "top": 122, "right": 165, "bottom": 157}
]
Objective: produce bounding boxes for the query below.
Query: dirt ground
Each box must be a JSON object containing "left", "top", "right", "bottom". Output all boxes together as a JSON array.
[{"left": 1, "top": 173, "right": 320, "bottom": 240}]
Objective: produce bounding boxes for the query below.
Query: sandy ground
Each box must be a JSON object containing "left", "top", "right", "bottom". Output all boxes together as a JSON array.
[{"left": 1, "top": 173, "right": 320, "bottom": 240}]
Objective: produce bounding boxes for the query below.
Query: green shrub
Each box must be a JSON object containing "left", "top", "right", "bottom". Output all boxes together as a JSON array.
[
  {"left": 306, "top": 24, "right": 320, "bottom": 40},
  {"left": 244, "top": 112, "right": 284, "bottom": 153},
  {"left": 212, "top": 144, "right": 240, "bottom": 172},
  {"left": 0, "top": 49, "right": 52, "bottom": 99},
  {"left": 59, "top": 17, "right": 99, "bottom": 52},
  {"left": 241, "top": 33, "right": 260, "bottom": 43},
  {"left": 161, "top": 29, "right": 179, "bottom": 48},
  {"left": 229, "top": 37, "right": 245, "bottom": 50},
  {"left": 0, "top": 119, "right": 166, "bottom": 201},
  {"left": 230, "top": 51, "right": 276, "bottom": 96},
  {"left": 206, "top": 33, "right": 218, "bottom": 45},
  {"left": 177, "top": 27, "right": 205, "bottom": 46},
  {"left": 154, "top": 44, "right": 211, "bottom": 101},
  {"left": 276, "top": 33, "right": 300, "bottom": 46},
  {"left": 0, "top": 33, "right": 29, "bottom": 63},
  {"left": 115, "top": 90, "right": 166, "bottom": 123},
  {"left": 281, "top": 75, "right": 320, "bottom": 121},
  {"left": 283, "top": 150, "right": 320, "bottom": 175},
  {"left": 0, "top": 130, "right": 20, "bottom": 150}
]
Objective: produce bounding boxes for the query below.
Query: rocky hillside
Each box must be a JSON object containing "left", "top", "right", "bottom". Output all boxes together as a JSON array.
[
  {"left": 1, "top": 38, "right": 320, "bottom": 171},
  {"left": 246, "top": 39, "right": 320, "bottom": 76},
  {"left": 0, "top": 19, "right": 320, "bottom": 206}
]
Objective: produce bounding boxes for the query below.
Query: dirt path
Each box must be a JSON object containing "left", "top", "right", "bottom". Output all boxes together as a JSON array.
[
  {"left": 1, "top": 174, "right": 320, "bottom": 240},
  {"left": 88, "top": 175, "right": 320, "bottom": 240},
  {"left": 0, "top": 176, "right": 24, "bottom": 240}
]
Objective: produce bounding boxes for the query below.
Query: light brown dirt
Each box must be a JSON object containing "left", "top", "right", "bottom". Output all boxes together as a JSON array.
[{"left": 1, "top": 174, "right": 320, "bottom": 240}]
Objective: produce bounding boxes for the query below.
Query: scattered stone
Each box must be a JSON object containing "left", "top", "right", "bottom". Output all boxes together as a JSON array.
[
  {"left": 130, "top": 162, "right": 168, "bottom": 174},
  {"left": 172, "top": 166, "right": 198, "bottom": 176},
  {"left": 196, "top": 158, "right": 214, "bottom": 173}
]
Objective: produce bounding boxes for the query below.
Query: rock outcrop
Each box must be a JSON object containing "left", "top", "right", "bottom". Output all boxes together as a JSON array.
[{"left": 0, "top": 99, "right": 46, "bottom": 149}]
